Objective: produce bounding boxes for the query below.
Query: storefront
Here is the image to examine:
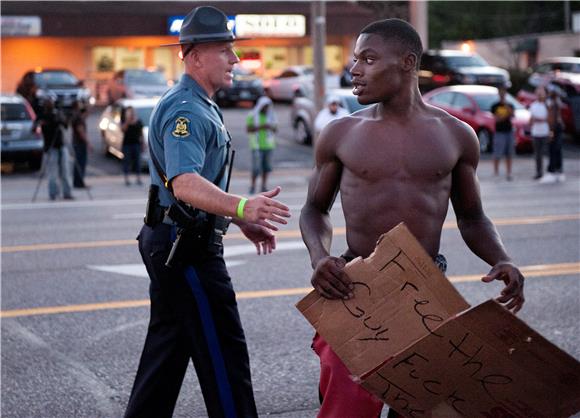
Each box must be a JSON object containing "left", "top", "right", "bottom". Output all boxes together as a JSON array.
[{"left": 1, "top": 2, "right": 376, "bottom": 103}]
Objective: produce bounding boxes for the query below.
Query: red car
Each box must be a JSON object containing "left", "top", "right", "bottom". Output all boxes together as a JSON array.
[{"left": 423, "top": 85, "right": 532, "bottom": 153}]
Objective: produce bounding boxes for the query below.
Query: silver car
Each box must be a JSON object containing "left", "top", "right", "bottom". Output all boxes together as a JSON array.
[
  {"left": 98, "top": 98, "right": 159, "bottom": 169},
  {"left": 1, "top": 94, "right": 44, "bottom": 170},
  {"left": 290, "top": 88, "right": 367, "bottom": 145},
  {"left": 107, "top": 69, "right": 170, "bottom": 103},
  {"left": 264, "top": 65, "right": 340, "bottom": 102}
]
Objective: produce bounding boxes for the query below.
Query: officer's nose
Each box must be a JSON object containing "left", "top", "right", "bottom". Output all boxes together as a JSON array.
[{"left": 230, "top": 50, "right": 240, "bottom": 65}]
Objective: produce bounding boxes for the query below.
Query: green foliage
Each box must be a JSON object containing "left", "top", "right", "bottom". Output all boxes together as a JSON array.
[{"left": 428, "top": 1, "right": 580, "bottom": 48}]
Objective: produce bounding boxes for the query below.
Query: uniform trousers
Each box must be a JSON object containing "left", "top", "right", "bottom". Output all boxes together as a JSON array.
[{"left": 125, "top": 223, "right": 258, "bottom": 418}]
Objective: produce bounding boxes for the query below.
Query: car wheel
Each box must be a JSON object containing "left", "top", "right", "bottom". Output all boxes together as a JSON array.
[
  {"left": 477, "top": 129, "right": 492, "bottom": 153},
  {"left": 294, "top": 118, "right": 312, "bottom": 145}
]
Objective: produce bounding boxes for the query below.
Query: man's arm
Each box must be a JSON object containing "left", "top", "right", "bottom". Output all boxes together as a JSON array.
[
  {"left": 450, "top": 123, "right": 525, "bottom": 313},
  {"left": 173, "top": 174, "right": 289, "bottom": 231},
  {"left": 300, "top": 122, "right": 353, "bottom": 300}
]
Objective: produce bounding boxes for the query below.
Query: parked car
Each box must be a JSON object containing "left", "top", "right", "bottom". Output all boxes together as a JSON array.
[
  {"left": 290, "top": 88, "right": 367, "bottom": 145},
  {"left": 419, "top": 50, "right": 511, "bottom": 93},
  {"left": 264, "top": 65, "right": 340, "bottom": 102},
  {"left": 107, "top": 69, "right": 170, "bottom": 103},
  {"left": 423, "top": 85, "right": 532, "bottom": 153},
  {"left": 98, "top": 98, "right": 159, "bottom": 169},
  {"left": 215, "top": 66, "right": 264, "bottom": 107},
  {"left": 16, "top": 68, "right": 94, "bottom": 115},
  {"left": 517, "top": 57, "right": 580, "bottom": 138},
  {"left": 1, "top": 94, "right": 44, "bottom": 170}
]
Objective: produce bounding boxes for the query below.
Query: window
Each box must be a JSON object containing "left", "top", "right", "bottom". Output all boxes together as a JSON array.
[
  {"left": 1, "top": 103, "right": 30, "bottom": 121},
  {"left": 452, "top": 93, "right": 472, "bottom": 109},
  {"left": 429, "top": 92, "right": 454, "bottom": 106}
]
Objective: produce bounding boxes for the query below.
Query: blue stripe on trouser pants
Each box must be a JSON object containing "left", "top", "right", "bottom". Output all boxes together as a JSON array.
[
  {"left": 184, "top": 265, "right": 236, "bottom": 418},
  {"left": 124, "top": 223, "right": 257, "bottom": 418}
]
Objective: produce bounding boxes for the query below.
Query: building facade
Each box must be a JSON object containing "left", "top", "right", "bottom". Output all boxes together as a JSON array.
[
  {"left": 443, "top": 31, "right": 580, "bottom": 70},
  {"left": 1, "top": 1, "right": 379, "bottom": 102}
]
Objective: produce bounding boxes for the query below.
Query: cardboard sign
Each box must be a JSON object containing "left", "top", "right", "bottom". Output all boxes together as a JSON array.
[{"left": 296, "top": 223, "right": 580, "bottom": 417}]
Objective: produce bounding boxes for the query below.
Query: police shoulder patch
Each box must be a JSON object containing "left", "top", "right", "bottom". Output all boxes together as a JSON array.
[{"left": 172, "top": 116, "right": 191, "bottom": 138}]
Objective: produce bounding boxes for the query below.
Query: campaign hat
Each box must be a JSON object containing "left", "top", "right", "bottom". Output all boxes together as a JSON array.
[{"left": 162, "top": 6, "right": 248, "bottom": 46}]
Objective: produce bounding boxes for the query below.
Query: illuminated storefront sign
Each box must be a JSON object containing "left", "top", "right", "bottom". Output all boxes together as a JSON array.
[
  {"left": 167, "top": 14, "right": 305, "bottom": 38},
  {"left": 1, "top": 16, "right": 41, "bottom": 36},
  {"left": 235, "top": 15, "right": 305, "bottom": 38}
]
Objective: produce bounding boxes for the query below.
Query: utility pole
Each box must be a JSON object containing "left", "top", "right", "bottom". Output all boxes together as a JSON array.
[
  {"left": 409, "top": 0, "right": 428, "bottom": 49},
  {"left": 564, "top": 0, "right": 571, "bottom": 32},
  {"left": 311, "top": 1, "right": 326, "bottom": 117}
]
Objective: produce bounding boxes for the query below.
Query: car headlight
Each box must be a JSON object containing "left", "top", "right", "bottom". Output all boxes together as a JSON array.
[
  {"left": 462, "top": 74, "right": 477, "bottom": 84},
  {"left": 36, "top": 88, "right": 48, "bottom": 98}
]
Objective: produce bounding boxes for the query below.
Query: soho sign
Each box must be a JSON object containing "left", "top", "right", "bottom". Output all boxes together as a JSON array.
[{"left": 235, "top": 15, "right": 306, "bottom": 38}]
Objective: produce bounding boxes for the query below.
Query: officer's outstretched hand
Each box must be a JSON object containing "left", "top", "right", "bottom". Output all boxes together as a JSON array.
[
  {"left": 242, "top": 186, "right": 291, "bottom": 231},
  {"left": 239, "top": 223, "right": 276, "bottom": 255}
]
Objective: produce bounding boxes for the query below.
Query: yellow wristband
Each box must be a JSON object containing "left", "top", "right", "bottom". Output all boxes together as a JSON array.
[{"left": 237, "top": 198, "right": 248, "bottom": 219}]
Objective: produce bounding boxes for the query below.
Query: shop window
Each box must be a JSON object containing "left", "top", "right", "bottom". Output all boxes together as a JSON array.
[
  {"left": 92, "top": 47, "right": 145, "bottom": 73},
  {"left": 303, "top": 45, "right": 343, "bottom": 73},
  {"left": 93, "top": 47, "right": 115, "bottom": 72}
]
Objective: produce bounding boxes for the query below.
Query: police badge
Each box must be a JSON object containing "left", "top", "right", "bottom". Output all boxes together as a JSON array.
[{"left": 172, "top": 116, "right": 191, "bottom": 138}]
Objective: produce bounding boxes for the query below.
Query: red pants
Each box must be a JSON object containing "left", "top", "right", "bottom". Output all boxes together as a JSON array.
[{"left": 313, "top": 333, "right": 389, "bottom": 418}]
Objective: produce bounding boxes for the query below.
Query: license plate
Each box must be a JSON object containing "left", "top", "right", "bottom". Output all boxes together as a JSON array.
[{"left": 240, "top": 91, "right": 252, "bottom": 99}]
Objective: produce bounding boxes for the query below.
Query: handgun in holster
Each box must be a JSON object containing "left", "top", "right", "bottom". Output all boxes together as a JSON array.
[{"left": 144, "top": 185, "right": 161, "bottom": 227}]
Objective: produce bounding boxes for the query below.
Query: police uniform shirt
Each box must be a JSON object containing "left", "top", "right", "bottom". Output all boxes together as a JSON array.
[{"left": 148, "top": 74, "right": 230, "bottom": 207}]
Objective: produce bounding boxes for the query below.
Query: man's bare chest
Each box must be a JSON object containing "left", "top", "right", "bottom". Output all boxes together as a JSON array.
[{"left": 337, "top": 127, "right": 459, "bottom": 182}]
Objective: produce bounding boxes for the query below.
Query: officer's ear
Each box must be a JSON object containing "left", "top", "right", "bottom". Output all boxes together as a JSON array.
[{"left": 401, "top": 52, "right": 417, "bottom": 72}]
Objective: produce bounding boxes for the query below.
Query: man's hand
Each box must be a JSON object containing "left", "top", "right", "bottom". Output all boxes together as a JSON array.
[
  {"left": 239, "top": 222, "right": 276, "bottom": 255},
  {"left": 481, "top": 262, "right": 525, "bottom": 313},
  {"left": 242, "top": 186, "right": 291, "bottom": 231},
  {"left": 311, "top": 256, "right": 354, "bottom": 300}
]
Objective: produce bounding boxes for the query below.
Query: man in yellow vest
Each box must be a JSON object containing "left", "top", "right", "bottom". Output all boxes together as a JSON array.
[{"left": 246, "top": 96, "right": 277, "bottom": 194}]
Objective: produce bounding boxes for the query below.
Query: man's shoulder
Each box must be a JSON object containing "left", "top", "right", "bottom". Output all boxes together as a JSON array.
[{"left": 422, "top": 103, "right": 476, "bottom": 137}]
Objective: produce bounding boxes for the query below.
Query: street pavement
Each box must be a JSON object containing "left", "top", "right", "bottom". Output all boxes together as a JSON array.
[{"left": 1, "top": 104, "right": 580, "bottom": 417}]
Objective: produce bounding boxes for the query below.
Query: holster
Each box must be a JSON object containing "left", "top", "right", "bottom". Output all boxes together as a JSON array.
[{"left": 164, "top": 205, "right": 231, "bottom": 267}]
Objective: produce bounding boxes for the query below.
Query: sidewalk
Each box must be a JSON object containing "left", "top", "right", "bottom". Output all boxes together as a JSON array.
[{"left": 2, "top": 156, "right": 578, "bottom": 205}]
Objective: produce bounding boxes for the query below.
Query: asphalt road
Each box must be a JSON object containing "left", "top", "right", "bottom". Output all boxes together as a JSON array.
[{"left": 2, "top": 104, "right": 580, "bottom": 417}]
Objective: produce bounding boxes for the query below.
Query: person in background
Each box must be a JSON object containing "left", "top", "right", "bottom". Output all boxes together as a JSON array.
[
  {"left": 314, "top": 95, "right": 350, "bottom": 139},
  {"left": 490, "top": 86, "right": 515, "bottom": 181},
  {"left": 246, "top": 96, "right": 277, "bottom": 194},
  {"left": 39, "top": 98, "right": 73, "bottom": 200},
  {"left": 529, "top": 86, "right": 551, "bottom": 182},
  {"left": 121, "top": 106, "right": 143, "bottom": 186},
  {"left": 71, "top": 101, "right": 92, "bottom": 188},
  {"left": 546, "top": 86, "right": 565, "bottom": 182}
]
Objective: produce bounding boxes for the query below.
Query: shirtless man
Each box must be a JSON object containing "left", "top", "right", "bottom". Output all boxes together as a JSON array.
[{"left": 299, "top": 19, "right": 525, "bottom": 418}]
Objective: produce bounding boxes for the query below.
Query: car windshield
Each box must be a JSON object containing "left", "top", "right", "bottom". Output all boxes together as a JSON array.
[
  {"left": 1, "top": 103, "right": 31, "bottom": 121},
  {"left": 443, "top": 55, "right": 488, "bottom": 69},
  {"left": 544, "top": 62, "right": 580, "bottom": 74},
  {"left": 34, "top": 71, "right": 79, "bottom": 87},
  {"left": 472, "top": 93, "right": 524, "bottom": 111},
  {"left": 126, "top": 71, "right": 166, "bottom": 85},
  {"left": 131, "top": 106, "right": 155, "bottom": 126}
]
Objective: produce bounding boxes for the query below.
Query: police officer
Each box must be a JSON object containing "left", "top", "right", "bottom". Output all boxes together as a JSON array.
[{"left": 124, "top": 6, "right": 291, "bottom": 418}]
